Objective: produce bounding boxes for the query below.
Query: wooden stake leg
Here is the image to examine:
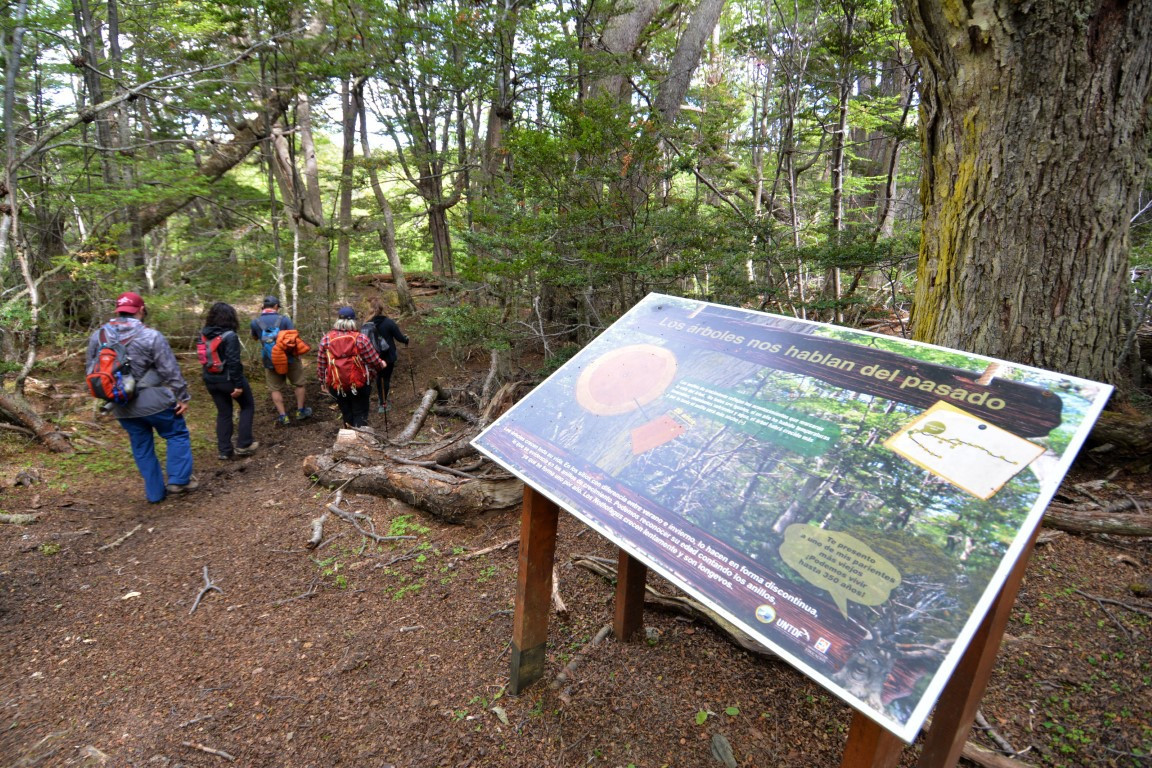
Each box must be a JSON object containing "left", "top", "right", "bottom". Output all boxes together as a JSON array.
[
  {"left": 915, "top": 531, "right": 1040, "bottom": 768},
  {"left": 510, "top": 486, "right": 559, "bottom": 694},
  {"left": 840, "top": 711, "right": 905, "bottom": 768},
  {"left": 614, "top": 549, "right": 647, "bottom": 641}
]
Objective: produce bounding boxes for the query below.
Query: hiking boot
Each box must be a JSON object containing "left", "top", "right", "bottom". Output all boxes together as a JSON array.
[
  {"left": 377, "top": 404, "right": 386, "bottom": 414},
  {"left": 296, "top": 407, "right": 313, "bottom": 421},
  {"left": 276, "top": 413, "right": 291, "bottom": 427},
  {"left": 235, "top": 441, "right": 260, "bottom": 456},
  {"left": 165, "top": 477, "right": 199, "bottom": 495},
  {"left": 218, "top": 452, "right": 233, "bottom": 461}
]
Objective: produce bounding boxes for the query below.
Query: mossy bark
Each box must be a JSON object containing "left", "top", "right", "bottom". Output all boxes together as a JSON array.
[{"left": 904, "top": 0, "right": 1152, "bottom": 387}]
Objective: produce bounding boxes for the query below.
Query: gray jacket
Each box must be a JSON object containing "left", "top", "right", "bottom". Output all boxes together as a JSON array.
[{"left": 86, "top": 317, "right": 191, "bottom": 418}]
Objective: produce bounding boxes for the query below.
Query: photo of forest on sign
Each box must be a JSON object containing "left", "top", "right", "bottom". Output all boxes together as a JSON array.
[{"left": 474, "top": 294, "right": 1112, "bottom": 740}]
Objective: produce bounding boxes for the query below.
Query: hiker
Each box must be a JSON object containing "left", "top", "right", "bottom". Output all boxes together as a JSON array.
[
  {"left": 366, "top": 298, "right": 409, "bottom": 413},
  {"left": 316, "top": 306, "right": 386, "bottom": 428},
  {"left": 85, "top": 291, "right": 196, "bottom": 503},
  {"left": 199, "top": 302, "right": 259, "bottom": 461},
  {"left": 250, "top": 296, "right": 313, "bottom": 426}
]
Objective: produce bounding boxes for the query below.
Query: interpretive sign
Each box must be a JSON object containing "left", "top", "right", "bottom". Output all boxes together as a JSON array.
[{"left": 472, "top": 294, "right": 1111, "bottom": 741}]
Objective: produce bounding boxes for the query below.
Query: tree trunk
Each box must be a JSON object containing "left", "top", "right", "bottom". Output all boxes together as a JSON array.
[
  {"left": 904, "top": 0, "right": 1152, "bottom": 387},
  {"left": 588, "top": 0, "right": 662, "bottom": 102},
  {"left": 653, "top": 0, "right": 728, "bottom": 123},
  {"left": 1044, "top": 503, "right": 1152, "bottom": 537},
  {"left": 354, "top": 80, "right": 416, "bottom": 315},
  {"left": 296, "top": 92, "right": 329, "bottom": 305},
  {"left": 428, "top": 204, "right": 454, "bottom": 278},
  {"left": 335, "top": 78, "right": 356, "bottom": 301}
]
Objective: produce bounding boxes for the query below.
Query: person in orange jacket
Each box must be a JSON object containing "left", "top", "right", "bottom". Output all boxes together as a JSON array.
[{"left": 250, "top": 296, "right": 313, "bottom": 426}]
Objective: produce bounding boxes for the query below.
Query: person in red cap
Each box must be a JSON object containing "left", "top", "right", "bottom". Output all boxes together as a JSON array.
[{"left": 86, "top": 291, "right": 196, "bottom": 502}]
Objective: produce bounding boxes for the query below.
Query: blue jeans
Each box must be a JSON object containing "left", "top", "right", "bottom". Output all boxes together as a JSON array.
[{"left": 118, "top": 408, "right": 194, "bottom": 502}]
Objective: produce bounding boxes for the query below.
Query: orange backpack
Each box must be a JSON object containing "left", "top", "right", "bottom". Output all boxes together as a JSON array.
[{"left": 323, "top": 332, "right": 369, "bottom": 394}]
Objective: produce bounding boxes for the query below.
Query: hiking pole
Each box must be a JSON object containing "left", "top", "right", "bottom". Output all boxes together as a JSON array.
[{"left": 408, "top": 359, "right": 417, "bottom": 399}]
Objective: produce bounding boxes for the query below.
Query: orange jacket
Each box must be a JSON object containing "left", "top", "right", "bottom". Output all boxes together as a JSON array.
[{"left": 271, "top": 329, "right": 312, "bottom": 374}]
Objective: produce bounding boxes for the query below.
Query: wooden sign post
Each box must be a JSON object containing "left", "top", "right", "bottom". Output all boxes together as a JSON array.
[
  {"left": 509, "top": 481, "right": 1041, "bottom": 767},
  {"left": 509, "top": 485, "right": 559, "bottom": 694}
]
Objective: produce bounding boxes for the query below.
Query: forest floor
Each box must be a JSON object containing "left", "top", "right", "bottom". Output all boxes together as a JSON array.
[{"left": 1, "top": 297, "right": 1151, "bottom": 768}]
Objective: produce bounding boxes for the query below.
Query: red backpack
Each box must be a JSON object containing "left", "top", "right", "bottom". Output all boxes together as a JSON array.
[
  {"left": 197, "top": 331, "right": 231, "bottom": 374},
  {"left": 85, "top": 325, "right": 138, "bottom": 404},
  {"left": 323, "top": 332, "right": 369, "bottom": 394}
]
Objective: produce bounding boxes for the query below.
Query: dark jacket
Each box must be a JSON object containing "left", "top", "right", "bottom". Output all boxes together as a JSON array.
[
  {"left": 370, "top": 315, "right": 409, "bottom": 365},
  {"left": 199, "top": 326, "right": 247, "bottom": 391}
]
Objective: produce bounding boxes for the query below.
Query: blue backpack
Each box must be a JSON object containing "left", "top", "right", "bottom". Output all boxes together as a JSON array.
[{"left": 258, "top": 316, "right": 281, "bottom": 366}]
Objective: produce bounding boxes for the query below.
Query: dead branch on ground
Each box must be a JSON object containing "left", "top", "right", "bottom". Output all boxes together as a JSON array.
[
  {"left": 271, "top": 578, "right": 320, "bottom": 606},
  {"left": 303, "top": 449, "right": 521, "bottom": 523},
  {"left": 1074, "top": 588, "right": 1152, "bottom": 620},
  {"left": 975, "top": 709, "right": 1023, "bottom": 758},
  {"left": 392, "top": 385, "right": 444, "bottom": 445},
  {"left": 552, "top": 565, "right": 568, "bottom": 615},
  {"left": 181, "top": 741, "right": 235, "bottom": 761},
  {"left": 303, "top": 377, "right": 528, "bottom": 521},
  {"left": 460, "top": 538, "right": 519, "bottom": 560},
  {"left": 97, "top": 523, "right": 141, "bottom": 551},
  {"left": 306, "top": 512, "right": 328, "bottom": 549},
  {"left": 552, "top": 623, "right": 612, "bottom": 699},
  {"left": 0, "top": 512, "right": 41, "bottom": 524},
  {"left": 0, "top": 390, "right": 73, "bottom": 452},
  {"left": 190, "top": 566, "right": 222, "bottom": 614}
]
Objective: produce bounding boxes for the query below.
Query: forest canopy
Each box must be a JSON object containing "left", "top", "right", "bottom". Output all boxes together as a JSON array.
[{"left": 1, "top": 0, "right": 1150, "bottom": 401}]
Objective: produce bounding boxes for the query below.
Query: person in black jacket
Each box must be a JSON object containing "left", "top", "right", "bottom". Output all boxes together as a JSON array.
[
  {"left": 200, "top": 302, "right": 259, "bottom": 460},
  {"left": 367, "top": 298, "right": 409, "bottom": 412}
]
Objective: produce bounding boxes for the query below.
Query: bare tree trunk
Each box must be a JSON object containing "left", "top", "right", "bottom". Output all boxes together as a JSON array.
[
  {"left": 428, "top": 205, "right": 454, "bottom": 278},
  {"left": 354, "top": 80, "right": 415, "bottom": 315},
  {"left": 296, "top": 92, "right": 329, "bottom": 307},
  {"left": 335, "top": 77, "right": 355, "bottom": 300},
  {"left": 588, "top": 0, "right": 662, "bottom": 101},
  {"left": 653, "top": 0, "right": 728, "bottom": 123}
]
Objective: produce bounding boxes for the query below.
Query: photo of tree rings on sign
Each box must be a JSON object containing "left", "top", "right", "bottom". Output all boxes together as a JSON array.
[{"left": 575, "top": 344, "right": 678, "bottom": 416}]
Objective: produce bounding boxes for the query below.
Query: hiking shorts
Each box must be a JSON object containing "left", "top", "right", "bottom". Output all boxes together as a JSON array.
[{"left": 264, "top": 356, "right": 305, "bottom": 393}]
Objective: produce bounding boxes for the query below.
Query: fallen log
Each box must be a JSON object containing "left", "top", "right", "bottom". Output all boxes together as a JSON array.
[
  {"left": 302, "top": 451, "right": 521, "bottom": 523},
  {"left": 393, "top": 385, "right": 444, "bottom": 445},
  {"left": 0, "top": 390, "right": 72, "bottom": 453},
  {"left": 1085, "top": 410, "right": 1152, "bottom": 457},
  {"left": 1043, "top": 502, "right": 1152, "bottom": 536}
]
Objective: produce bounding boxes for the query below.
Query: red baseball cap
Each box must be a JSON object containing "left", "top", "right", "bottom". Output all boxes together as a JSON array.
[{"left": 116, "top": 291, "right": 146, "bottom": 315}]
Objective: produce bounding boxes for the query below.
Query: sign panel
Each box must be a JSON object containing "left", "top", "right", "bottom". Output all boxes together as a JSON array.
[{"left": 472, "top": 294, "right": 1111, "bottom": 741}]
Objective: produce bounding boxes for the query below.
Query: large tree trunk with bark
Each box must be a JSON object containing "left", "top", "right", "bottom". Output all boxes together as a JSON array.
[{"left": 904, "top": 0, "right": 1152, "bottom": 388}]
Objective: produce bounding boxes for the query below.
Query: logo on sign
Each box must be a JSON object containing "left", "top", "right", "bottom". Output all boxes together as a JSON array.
[
  {"left": 754, "top": 604, "right": 777, "bottom": 624},
  {"left": 775, "top": 618, "right": 811, "bottom": 641}
]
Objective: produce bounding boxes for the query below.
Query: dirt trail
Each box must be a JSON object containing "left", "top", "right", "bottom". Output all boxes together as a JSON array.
[{"left": 0, "top": 323, "right": 1150, "bottom": 767}]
